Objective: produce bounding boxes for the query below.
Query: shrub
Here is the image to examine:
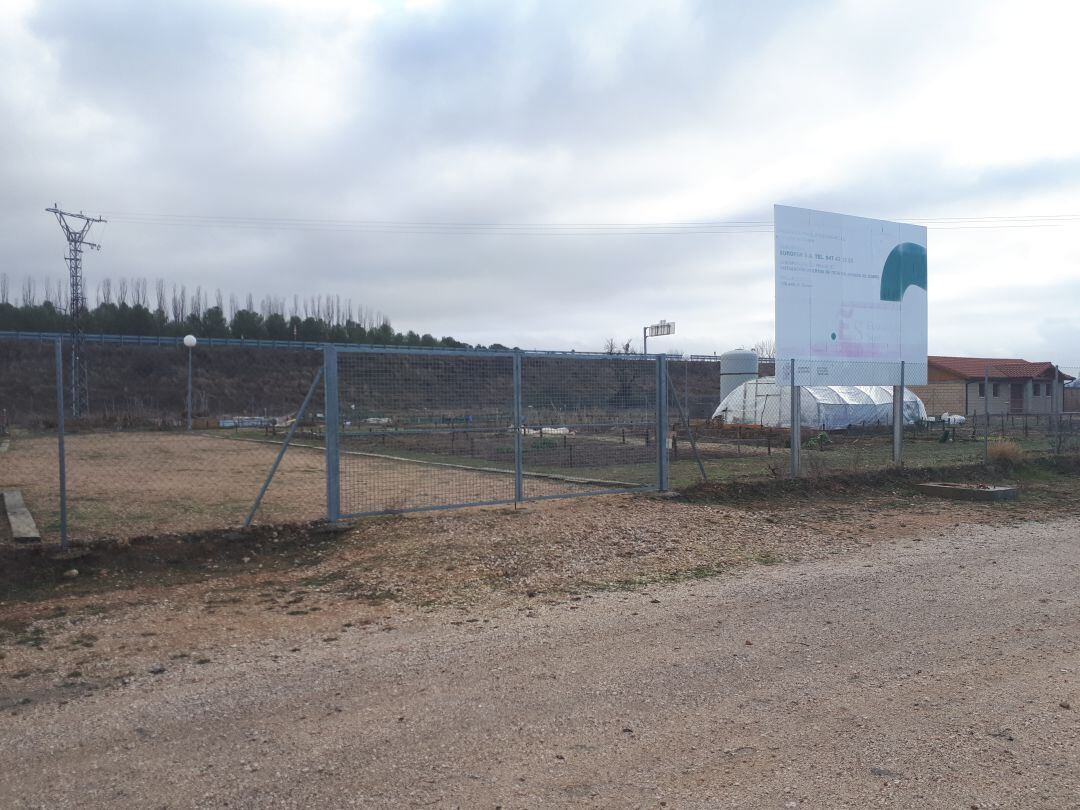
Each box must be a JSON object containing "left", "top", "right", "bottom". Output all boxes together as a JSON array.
[{"left": 987, "top": 440, "right": 1025, "bottom": 468}]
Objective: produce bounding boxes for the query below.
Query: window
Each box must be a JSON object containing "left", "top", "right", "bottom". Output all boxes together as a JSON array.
[
  {"left": 1047, "top": 382, "right": 1052, "bottom": 397},
  {"left": 992, "top": 383, "right": 1000, "bottom": 397},
  {"left": 1033, "top": 383, "right": 1041, "bottom": 396},
  {"left": 979, "top": 382, "right": 985, "bottom": 397}
]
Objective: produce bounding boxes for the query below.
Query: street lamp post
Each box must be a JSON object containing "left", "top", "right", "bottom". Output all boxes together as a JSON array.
[
  {"left": 183, "top": 334, "right": 197, "bottom": 431},
  {"left": 643, "top": 320, "right": 675, "bottom": 355}
]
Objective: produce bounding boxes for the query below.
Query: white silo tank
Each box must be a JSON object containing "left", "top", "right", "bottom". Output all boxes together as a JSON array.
[{"left": 719, "top": 349, "right": 759, "bottom": 403}]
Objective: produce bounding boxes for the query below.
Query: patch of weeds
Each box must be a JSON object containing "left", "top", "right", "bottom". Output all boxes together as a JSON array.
[
  {"left": 688, "top": 563, "right": 724, "bottom": 579},
  {"left": 1015, "top": 465, "right": 1057, "bottom": 483},
  {"left": 753, "top": 549, "right": 782, "bottom": 565},
  {"left": 70, "top": 633, "right": 98, "bottom": 649},
  {"left": 361, "top": 588, "right": 400, "bottom": 604},
  {"left": 0, "top": 617, "right": 32, "bottom": 638},
  {"left": 298, "top": 570, "right": 348, "bottom": 588},
  {"left": 16, "top": 625, "right": 47, "bottom": 648},
  {"left": 585, "top": 577, "right": 653, "bottom": 593}
]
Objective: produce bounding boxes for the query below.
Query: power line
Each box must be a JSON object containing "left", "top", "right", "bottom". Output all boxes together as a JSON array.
[{"left": 98, "top": 210, "right": 1080, "bottom": 236}]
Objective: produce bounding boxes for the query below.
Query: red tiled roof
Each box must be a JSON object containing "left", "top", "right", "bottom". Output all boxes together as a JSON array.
[{"left": 929, "top": 356, "right": 1073, "bottom": 381}]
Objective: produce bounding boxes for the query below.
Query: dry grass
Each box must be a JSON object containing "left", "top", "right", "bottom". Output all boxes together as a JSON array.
[
  {"left": 0, "top": 431, "right": 597, "bottom": 542},
  {"left": 987, "top": 439, "right": 1025, "bottom": 468}
]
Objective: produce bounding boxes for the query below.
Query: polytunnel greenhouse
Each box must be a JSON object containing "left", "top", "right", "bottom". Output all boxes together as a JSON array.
[{"left": 711, "top": 376, "right": 927, "bottom": 430}]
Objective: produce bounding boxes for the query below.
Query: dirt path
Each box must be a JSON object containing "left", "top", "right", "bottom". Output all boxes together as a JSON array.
[{"left": 3, "top": 517, "right": 1080, "bottom": 808}]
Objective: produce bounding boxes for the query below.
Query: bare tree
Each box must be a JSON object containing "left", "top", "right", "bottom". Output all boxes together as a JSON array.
[
  {"left": 605, "top": 338, "right": 636, "bottom": 354},
  {"left": 131, "top": 277, "right": 147, "bottom": 308},
  {"left": 752, "top": 336, "right": 776, "bottom": 358},
  {"left": 21, "top": 277, "right": 37, "bottom": 306},
  {"left": 170, "top": 285, "right": 181, "bottom": 323},
  {"left": 0, "top": 273, "right": 8, "bottom": 304},
  {"left": 155, "top": 279, "right": 166, "bottom": 314},
  {"left": 117, "top": 277, "right": 129, "bottom": 306},
  {"left": 98, "top": 277, "right": 112, "bottom": 306}
]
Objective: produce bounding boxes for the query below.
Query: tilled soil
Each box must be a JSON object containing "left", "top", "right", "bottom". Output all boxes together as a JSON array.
[{"left": 1, "top": 476, "right": 1079, "bottom": 807}]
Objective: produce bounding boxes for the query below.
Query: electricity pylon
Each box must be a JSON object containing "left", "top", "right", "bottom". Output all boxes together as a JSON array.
[{"left": 46, "top": 206, "right": 106, "bottom": 417}]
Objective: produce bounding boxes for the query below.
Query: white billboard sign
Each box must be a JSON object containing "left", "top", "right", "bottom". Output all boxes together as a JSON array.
[{"left": 774, "top": 205, "right": 927, "bottom": 386}]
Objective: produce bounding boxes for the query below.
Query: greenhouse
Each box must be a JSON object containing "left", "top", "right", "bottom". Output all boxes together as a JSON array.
[{"left": 712, "top": 376, "right": 927, "bottom": 430}]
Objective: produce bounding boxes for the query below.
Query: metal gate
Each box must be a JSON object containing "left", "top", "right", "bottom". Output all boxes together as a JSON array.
[{"left": 326, "top": 346, "right": 667, "bottom": 520}]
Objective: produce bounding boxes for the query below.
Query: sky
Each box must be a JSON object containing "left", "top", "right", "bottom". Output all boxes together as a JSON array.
[{"left": 2, "top": 0, "right": 1079, "bottom": 361}]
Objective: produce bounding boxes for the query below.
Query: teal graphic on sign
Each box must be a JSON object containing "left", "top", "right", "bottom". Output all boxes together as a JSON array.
[{"left": 879, "top": 242, "right": 927, "bottom": 302}]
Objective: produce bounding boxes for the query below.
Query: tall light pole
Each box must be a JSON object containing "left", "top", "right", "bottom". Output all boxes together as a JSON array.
[
  {"left": 184, "top": 334, "right": 197, "bottom": 430},
  {"left": 643, "top": 320, "right": 675, "bottom": 355}
]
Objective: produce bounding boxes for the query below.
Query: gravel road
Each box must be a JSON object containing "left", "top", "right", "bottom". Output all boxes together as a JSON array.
[{"left": 3, "top": 517, "right": 1080, "bottom": 808}]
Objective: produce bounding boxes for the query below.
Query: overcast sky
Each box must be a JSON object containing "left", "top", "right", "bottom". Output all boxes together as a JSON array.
[{"left": 2, "top": 0, "right": 1079, "bottom": 360}]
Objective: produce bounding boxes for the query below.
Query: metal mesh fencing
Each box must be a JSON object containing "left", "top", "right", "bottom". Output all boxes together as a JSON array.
[
  {"left": 520, "top": 354, "right": 660, "bottom": 499},
  {"left": 1, "top": 339, "right": 324, "bottom": 545},
  {"left": 707, "top": 358, "right": 1080, "bottom": 479},
  {"left": 666, "top": 357, "right": 792, "bottom": 485},
  {"left": 0, "top": 340, "right": 62, "bottom": 542},
  {"left": 4, "top": 335, "right": 1079, "bottom": 549},
  {"left": 334, "top": 349, "right": 517, "bottom": 516}
]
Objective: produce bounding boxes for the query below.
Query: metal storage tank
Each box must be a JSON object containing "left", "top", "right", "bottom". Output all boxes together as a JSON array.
[{"left": 719, "top": 349, "right": 758, "bottom": 403}]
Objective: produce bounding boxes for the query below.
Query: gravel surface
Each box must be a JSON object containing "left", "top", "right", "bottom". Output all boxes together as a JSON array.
[{"left": 3, "top": 516, "right": 1080, "bottom": 808}]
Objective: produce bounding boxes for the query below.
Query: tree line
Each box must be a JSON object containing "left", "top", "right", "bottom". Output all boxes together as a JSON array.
[{"left": 0, "top": 273, "right": 470, "bottom": 348}]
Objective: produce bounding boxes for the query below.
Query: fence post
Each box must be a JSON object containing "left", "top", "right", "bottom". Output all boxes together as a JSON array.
[
  {"left": 54, "top": 338, "right": 68, "bottom": 551},
  {"left": 892, "top": 360, "right": 904, "bottom": 465},
  {"left": 656, "top": 355, "right": 669, "bottom": 491},
  {"left": 1054, "top": 364, "right": 1062, "bottom": 453},
  {"left": 323, "top": 347, "right": 340, "bottom": 522},
  {"left": 790, "top": 358, "right": 801, "bottom": 477},
  {"left": 983, "top": 365, "right": 990, "bottom": 462},
  {"left": 513, "top": 352, "right": 524, "bottom": 503}
]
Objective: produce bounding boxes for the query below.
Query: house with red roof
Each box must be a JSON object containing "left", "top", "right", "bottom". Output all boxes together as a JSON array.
[{"left": 909, "top": 356, "right": 1073, "bottom": 417}]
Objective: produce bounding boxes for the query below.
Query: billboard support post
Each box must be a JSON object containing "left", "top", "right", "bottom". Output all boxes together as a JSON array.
[
  {"left": 656, "top": 355, "right": 669, "bottom": 491},
  {"left": 790, "top": 358, "right": 800, "bottom": 478},
  {"left": 892, "top": 360, "right": 905, "bottom": 465},
  {"left": 324, "top": 347, "right": 340, "bottom": 523}
]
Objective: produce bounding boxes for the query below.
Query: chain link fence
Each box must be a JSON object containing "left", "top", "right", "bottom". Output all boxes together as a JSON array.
[{"left": 2, "top": 335, "right": 1078, "bottom": 548}]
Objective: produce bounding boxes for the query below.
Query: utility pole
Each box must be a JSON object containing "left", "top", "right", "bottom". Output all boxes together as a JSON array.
[{"left": 46, "top": 205, "right": 106, "bottom": 417}]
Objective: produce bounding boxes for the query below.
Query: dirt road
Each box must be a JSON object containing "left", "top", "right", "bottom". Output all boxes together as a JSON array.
[{"left": 3, "top": 517, "right": 1080, "bottom": 808}]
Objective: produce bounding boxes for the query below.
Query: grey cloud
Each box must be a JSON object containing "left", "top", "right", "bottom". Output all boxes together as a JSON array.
[{"left": 2, "top": 0, "right": 1079, "bottom": 358}]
